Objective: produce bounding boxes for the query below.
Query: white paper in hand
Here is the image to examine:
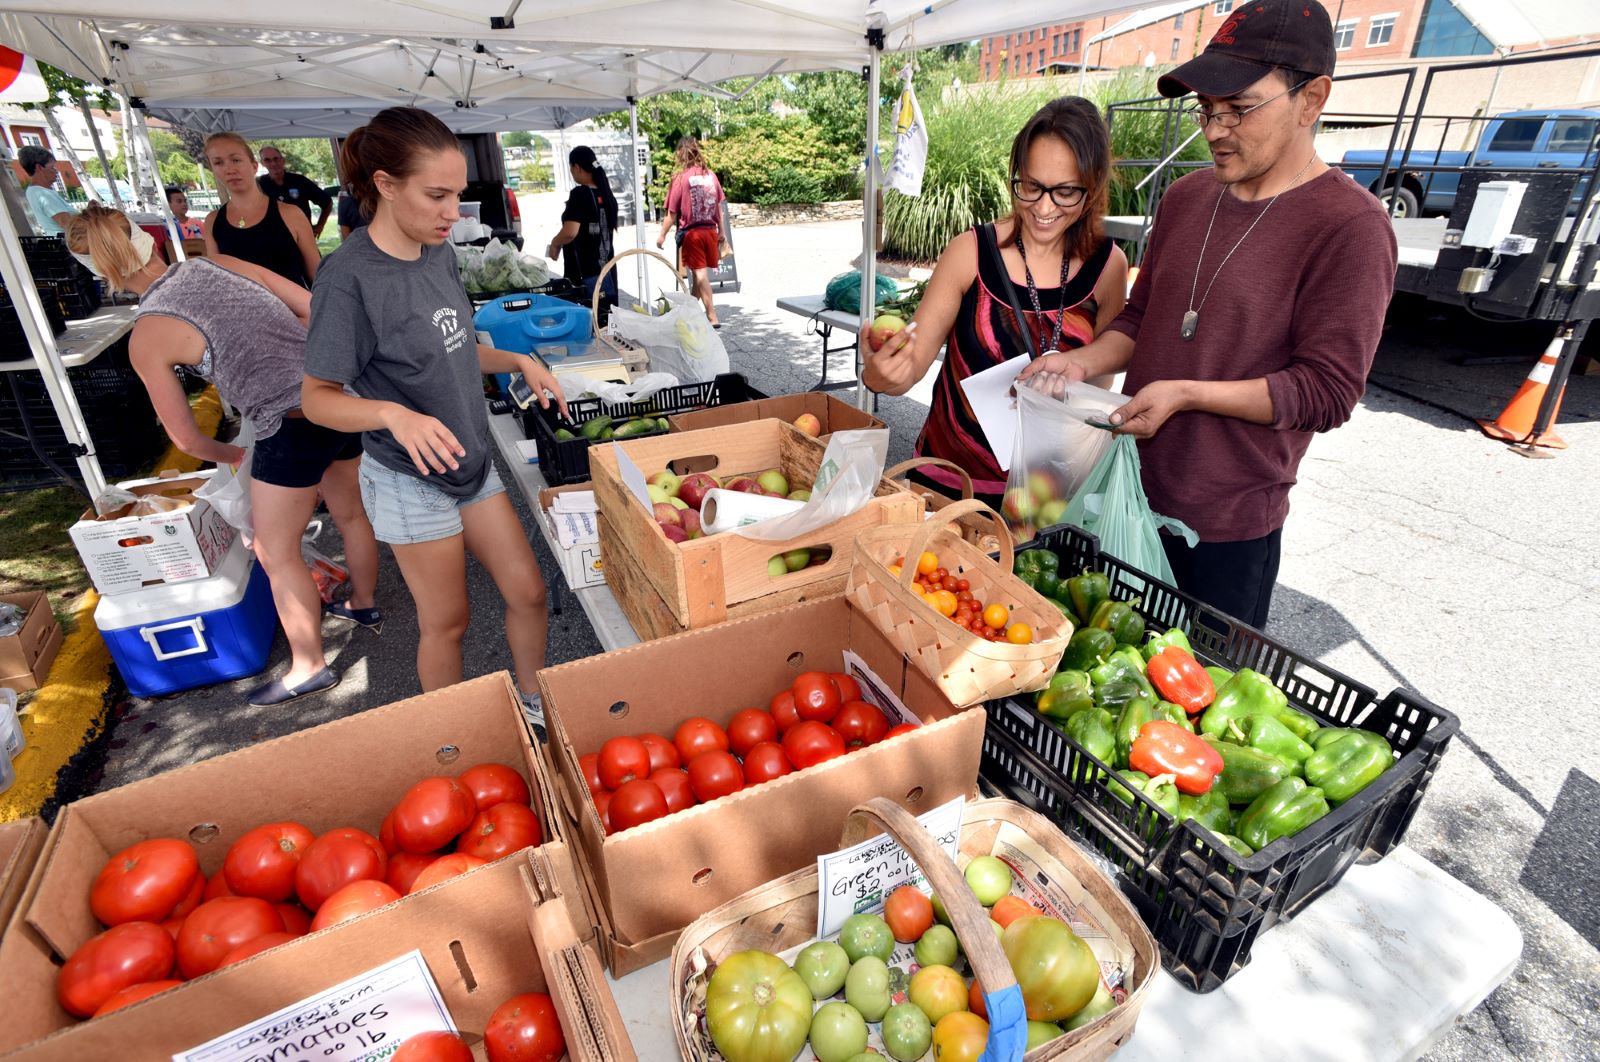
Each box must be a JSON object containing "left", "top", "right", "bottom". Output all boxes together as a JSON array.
[{"left": 958, "top": 355, "right": 1030, "bottom": 472}]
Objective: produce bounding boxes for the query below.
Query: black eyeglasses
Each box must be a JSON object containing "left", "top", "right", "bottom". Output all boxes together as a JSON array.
[
  {"left": 1184, "top": 80, "right": 1310, "bottom": 129},
  {"left": 1010, "top": 177, "right": 1088, "bottom": 209}
]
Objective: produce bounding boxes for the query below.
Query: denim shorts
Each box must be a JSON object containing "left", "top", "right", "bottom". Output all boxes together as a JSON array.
[{"left": 357, "top": 454, "right": 506, "bottom": 545}]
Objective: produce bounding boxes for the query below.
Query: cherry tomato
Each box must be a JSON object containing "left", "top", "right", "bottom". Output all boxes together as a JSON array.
[
  {"left": 782, "top": 721, "right": 847, "bottom": 769},
  {"left": 609, "top": 779, "right": 671, "bottom": 832},
  {"left": 396, "top": 1031, "right": 475, "bottom": 1062},
  {"left": 295, "top": 830, "right": 387, "bottom": 912},
  {"left": 833, "top": 700, "right": 890, "bottom": 748},
  {"left": 884, "top": 885, "right": 934, "bottom": 942},
  {"left": 408, "top": 854, "right": 488, "bottom": 894},
  {"left": 686, "top": 751, "right": 744, "bottom": 803},
  {"left": 578, "top": 754, "right": 605, "bottom": 795},
  {"left": 218, "top": 930, "right": 298, "bottom": 967},
  {"left": 458, "top": 763, "right": 532, "bottom": 811},
  {"left": 57, "top": 921, "right": 176, "bottom": 1017},
  {"left": 276, "top": 903, "right": 313, "bottom": 936},
  {"left": 650, "top": 767, "right": 697, "bottom": 814},
  {"left": 830, "top": 672, "right": 863, "bottom": 703},
  {"left": 983, "top": 603, "right": 1010, "bottom": 630},
  {"left": 638, "top": 732, "right": 681, "bottom": 773},
  {"left": 91, "top": 979, "right": 182, "bottom": 1017},
  {"left": 592, "top": 791, "right": 612, "bottom": 833},
  {"left": 791, "top": 672, "right": 842, "bottom": 723},
  {"left": 741, "top": 742, "right": 794, "bottom": 785},
  {"left": 456, "top": 803, "right": 543, "bottom": 861},
  {"left": 176, "top": 897, "right": 285, "bottom": 979},
  {"left": 673, "top": 717, "right": 730, "bottom": 763},
  {"left": 769, "top": 690, "right": 801, "bottom": 733},
  {"left": 386, "top": 853, "right": 441, "bottom": 896},
  {"left": 310, "top": 880, "right": 402, "bottom": 932},
  {"left": 1006, "top": 623, "right": 1034, "bottom": 645},
  {"left": 956, "top": 578, "right": 970, "bottom": 591},
  {"left": 90, "top": 839, "right": 202, "bottom": 927},
  {"left": 485, "top": 991, "right": 566, "bottom": 1062},
  {"left": 916, "top": 551, "right": 939, "bottom": 576},
  {"left": 726, "top": 708, "right": 777, "bottom": 758},
  {"left": 223, "top": 822, "right": 315, "bottom": 903},
  {"left": 596, "top": 736, "right": 652, "bottom": 790},
  {"left": 391, "top": 777, "right": 478, "bottom": 854}
]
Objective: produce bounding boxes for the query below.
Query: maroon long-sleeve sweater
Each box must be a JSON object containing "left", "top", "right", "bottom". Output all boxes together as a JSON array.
[{"left": 1109, "top": 166, "right": 1397, "bottom": 542}]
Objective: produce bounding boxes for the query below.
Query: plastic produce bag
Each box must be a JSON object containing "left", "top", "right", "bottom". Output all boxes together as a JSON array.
[
  {"left": 609, "top": 291, "right": 729, "bottom": 384},
  {"left": 195, "top": 421, "right": 255, "bottom": 535},
  {"left": 1062, "top": 434, "right": 1196, "bottom": 587},
  {"left": 1001, "top": 382, "right": 1125, "bottom": 540},
  {"left": 823, "top": 270, "right": 899, "bottom": 313},
  {"left": 554, "top": 372, "right": 680, "bottom": 406},
  {"left": 726, "top": 428, "right": 889, "bottom": 542},
  {"left": 886, "top": 69, "right": 928, "bottom": 197}
]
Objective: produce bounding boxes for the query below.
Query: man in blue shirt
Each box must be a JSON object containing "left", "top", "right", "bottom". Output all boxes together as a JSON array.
[{"left": 18, "top": 146, "right": 76, "bottom": 237}]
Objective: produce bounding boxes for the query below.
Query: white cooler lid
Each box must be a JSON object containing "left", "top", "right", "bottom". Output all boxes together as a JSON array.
[{"left": 94, "top": 536, "right": 257, "bottom": 628}]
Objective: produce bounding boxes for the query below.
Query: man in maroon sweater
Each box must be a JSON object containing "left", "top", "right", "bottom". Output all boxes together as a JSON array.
[{"left": 1020, "top": 0, "right": 1397, "bottom": 629}]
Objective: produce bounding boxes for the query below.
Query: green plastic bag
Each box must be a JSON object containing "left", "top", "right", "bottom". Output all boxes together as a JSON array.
[
  {"left": 823, "top": 270, "right": 899, "bottom": 313},
  {"left": 1062, "top": 434, "right": 1195, "bottom": 586}
]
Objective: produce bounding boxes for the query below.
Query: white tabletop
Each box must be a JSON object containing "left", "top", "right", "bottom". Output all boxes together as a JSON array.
[
  {"left": 776, "top": 293, "right": 864, "bottom": 334},
  {"left": 0, "top": 303, "right": 138, "bottom": 374}
]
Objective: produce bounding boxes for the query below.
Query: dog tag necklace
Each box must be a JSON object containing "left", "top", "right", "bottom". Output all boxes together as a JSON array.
[{"left": 1182, "top": 154, "right": 1316, "bottom": 341}]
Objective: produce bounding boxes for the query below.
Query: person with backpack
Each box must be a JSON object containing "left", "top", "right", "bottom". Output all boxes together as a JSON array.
[
  {"left": 656, "top": 137, "right": 727, "bottom": 327},
  {"left": 546, "top": 146, "right": 618, "bottom": 312}
]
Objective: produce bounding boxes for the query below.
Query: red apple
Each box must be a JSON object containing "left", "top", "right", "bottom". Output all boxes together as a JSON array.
[
  {"left": 867, "top": 312, "right": 906, "bottom": 352},
  {"left": 681, "top": 510, "right": 703, "bottom": 538},
  {"left": 661, "top": 523, "right": 690, "bottom": 543},
  {"left": 793, "top": 413, "right": 822, "bottom": 437},
  {"left": 678, "top": 473, "right": 719, "bottom": 510},
  {"left": 653, "top": 502, "right": 682, "bottom": 527},
  {"left": 726, "top": 476, "right": 760, "bottom": 493}
]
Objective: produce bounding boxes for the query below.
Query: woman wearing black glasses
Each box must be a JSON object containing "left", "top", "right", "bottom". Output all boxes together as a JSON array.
[{"left": 862, "top": 96, "right": 1126, "bottom": 508}]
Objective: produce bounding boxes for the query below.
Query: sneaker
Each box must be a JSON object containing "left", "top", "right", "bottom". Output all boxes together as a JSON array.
[
  {"left": 246, "top": 667, "right": 339, "bottom": 707},
  {"left": 520, "top": 690, "right": 547, "bottom": 743},
  {"left": 326, "top": 602, "right": 383, "bottom": 633}
]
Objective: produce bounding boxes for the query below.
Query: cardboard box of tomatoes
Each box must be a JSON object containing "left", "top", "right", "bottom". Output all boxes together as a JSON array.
[
  {"left": 539, "top": 595, "right": 988, "bottom": 976},
  {"left": 0, "top": 817, "right": 45, "bottom": 939},
  {"left": 0, "top": 673, "right": 613, "bottom": 1055}
]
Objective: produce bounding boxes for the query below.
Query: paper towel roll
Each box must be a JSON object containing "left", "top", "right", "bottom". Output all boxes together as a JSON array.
[{"left": 700, "top": 489, "right": 807, "bottom": 535}]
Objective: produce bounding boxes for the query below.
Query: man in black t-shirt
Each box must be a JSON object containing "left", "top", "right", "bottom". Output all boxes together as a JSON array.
[{"left": 258, "top": 145, "right": 333, "bottom": 238}]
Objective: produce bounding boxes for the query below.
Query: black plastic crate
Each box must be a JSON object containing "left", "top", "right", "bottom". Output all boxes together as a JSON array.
[
  {"left": 0, "top": 285, "right": 67, "bottom": 344},
  {"left": 978, "top": 522, "right": 1459, "bottom": 992},
  {"left": 520, "top": 372, "right": 763, "bottom": 484}
]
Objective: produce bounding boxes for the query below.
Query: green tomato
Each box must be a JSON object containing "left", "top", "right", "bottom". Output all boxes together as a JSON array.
[
  {"left": 1027, "top": 1020, "right": 1066, "bottom": 1048},
  {"left": 844, "top": 1055, "right": 881, "bottom": 1062},
  {"left": 1064, "top": 980, "right": 1117, "bottom": 1031},
  {"left": 838, "top": 913, "right": 894, "bottom": 964},
  {"left": 930, "top": 892, "right": 951, "bottom": 927},
  {"left": 1001, "top": 916, "right": 1098, "bottom": 1022},
  {"left": 963, "top": 855, "right": 1013, "bottom": 906},
  {"left": 843, "top": 956, "right": 891, "bottom": 1022},
  {"left": 795, "top": 941, "right": 850, "bottom": 1000},
  {"left": 913, "top": 924, "right": 958, "bottom": 968},
  {"left": 705, "top": 950, "right": 814, "bottom": 1062},
  {"left": 808, "top": 1002, "right": 868, "bottom": 1062},
  {"left": 880, "top": 1002, "right": 933, "bottom": 1062}
]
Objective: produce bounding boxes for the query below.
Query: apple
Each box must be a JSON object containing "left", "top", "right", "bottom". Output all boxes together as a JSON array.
[
  {"left": 1026, "top": 471, "right": 1061, "bottom": 504},
  {"left": 807, "top": 550, "right": 831, "bottom": 567},
  {"left": 647, "top": 483, "right": 671, "bottom": 504},
  {"left": 669, "top": 497, "right": 689, "bottom": 510},
  {"left": 1002, "top": 487, "right": 1038, "bottom": 525},
  {"left": 653, "top": 502, "right": 682, "bottom": 527},
  {"left": 681, "top": 510, "right": 703, "bottom": 538},
  {"left": 678, "top": 473, "right": 719, "bottom": 510},
  {"left": 757, "top": 469, "right": 789, "bottom": 496},
  {"left": 648, "top": 470, "right": 682, "bottom": 498},
  {"left": 782, "top": 548, "right": 811, "bottom": 573},
  {"left": 788, "top": 489, "right": 812, "bottom": 502},
  {"left": 867, "top": 312, "right": 906, "bottom": 352},
  {"left": 661, "top": 523, "right": 690, "bottom": 543},
  {"left": 726, "top": 476, "right": 760, "bottom": 494},
  {"left": 793, "top": 413, "right": 822, "bottom": 437},
  {"left": 767, "top": 556, "right": 789, "bottom": 578},
  {"left": 1038, "top": 499, "right": 1068, "bottom": 527}
]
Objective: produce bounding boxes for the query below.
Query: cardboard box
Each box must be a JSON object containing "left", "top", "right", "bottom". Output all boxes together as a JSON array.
[
  {"left": 0, "top": 849, "right": 634, "bottom": 1060},
  {"left": 589, "top": 420, "right": 923, "bottom": 636},
  {"left": 68, "top": 470, "right": 237, "bottom": 596},
  {"left": 667, "top": 393, "right": 885, "bottom": 438},
  {"left": 538, "top": 595, "right": 987, "bottom": 974},
  {"left": 0, "top": 593, "right": 62, "bottom": 693},
  {"left": 538, "top": 483, "right": 607, "bottom": 591},
  {"left": 0, "top": 672, "right": 598, "bottom": 1054},
  {"left": 0, "top": 818, "right": 45, "bottom": 939}
]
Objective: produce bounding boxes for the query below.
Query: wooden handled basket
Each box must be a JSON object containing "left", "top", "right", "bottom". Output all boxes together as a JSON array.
[
  {"left": 885, "top": 457, "right": 1002, "bottom": 552},
  {"left": 847, "top": 499, "right": 1073, "bottom": 708},
  {"left": 670, "top": 797, "right": 1157, "bottom": 1062},
  {"left": 593, "top": 247, "right": 687, "bottom": 374}
]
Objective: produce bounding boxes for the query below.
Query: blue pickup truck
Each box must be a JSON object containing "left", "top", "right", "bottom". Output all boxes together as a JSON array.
[{"left": 1339, "top": 108, "right": 1600, "bottom": 217}]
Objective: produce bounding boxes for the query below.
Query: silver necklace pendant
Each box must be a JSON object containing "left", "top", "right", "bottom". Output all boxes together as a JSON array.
[{"left": 1181, "top": 309, "right": 1199, "bottom": 340}]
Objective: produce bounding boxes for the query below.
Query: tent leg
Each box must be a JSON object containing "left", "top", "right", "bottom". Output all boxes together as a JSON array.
[
  {"left": 80, "top": 97, "right": 126, "bottom": 210},
  {"left": 630, "top": 101, "right": 648, "bottom": 305},
  {"left": 131, "top": 106, "right": 185, "bottom": 258},
  {"left": 856, "top": 45, "right": 882, "bottom": 412},
  {"left": 41, "top": 107, "right": 100, "bottom": 205}
]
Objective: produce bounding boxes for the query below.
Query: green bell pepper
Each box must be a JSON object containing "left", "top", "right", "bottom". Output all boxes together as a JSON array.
[
  {"left": 1016, "top": 569, "right": 1042, "bottom": 592},
  {"left": 1141, "top": 627, "right": 1192, "bottom": 663},
  {"left": 1202, "top": 735, "right": 1294, "bottom": 805},
  {"left": 1064, "top": 708, "right": 1116, "bottom": 773},
  {"left": 1152, "top": 701, "right": 1196, "bottom": 732},
  {"left": 1088, "top": 598, "right": 1146, "bottom": 647},
  {"left": 1060, "top": 627, "right": 1116, "bottom": 671},
  {"left": 1235, "top": 714, "right": 1315, "bottom": 769},
  {"left": 1177, "top": 788, "right": 1234, "bottom": 834},
  {"left": 1034, "top": 550, "right": 1060, "bottom": 576},
  {"left": 1036, "top": 670, "right": 1095, "bottom": 721},
  {"left": 1214, "top": 833, "right": 1255, "bottom": 858},
  {"left": 1303, "top": 730, "right": 1392, "bottom": 803},
  {"left": 1046, "top": 598, "right": 1075, "bottom": 622},
  {"left": 1236, "top": 778, "right": 1330, "bottom": 851},
  {"left": 1113, "top": 697, "right": 1155, "bottom": 770},
  {"left": 1107, "top": 770, "right": 1181, "bottom": 819},
  {"left": 1199, "top": 668, "right": 1289, "bottom": 739},
  {"left": 1066, "top": 570, "right": 1109, "bottom": 626},
  {"left": 1036, "top": 570, "right": 1063, "bottom": 600},
  {"left": 1014, "top": 551, "right": 1044, "bottom": 575},
  {"left": 1089, "top": 647, "right": 1154, "bottom": 698},
  {"left": 1204, "top": 666, "right": 1234, "bottom": 690},
  {"left": 1094, "top": 679, "right": 1150, "bottom": 714},
  {"left": 1309, "top": 727, "right": 1364, "bottom": 750}
]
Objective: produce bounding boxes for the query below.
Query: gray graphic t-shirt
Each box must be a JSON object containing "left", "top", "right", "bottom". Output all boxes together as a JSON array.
[{"left": 304, "top": 230, "right": 489, "bottom": 497}]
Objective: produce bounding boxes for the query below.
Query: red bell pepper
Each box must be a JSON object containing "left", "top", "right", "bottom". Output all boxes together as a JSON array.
[
  {"left": 1147, "top": 646, "right": 1216, "bottom": 714},
  {"left": 1130, "top": 720, "right": 1224, "bottom": 795}
]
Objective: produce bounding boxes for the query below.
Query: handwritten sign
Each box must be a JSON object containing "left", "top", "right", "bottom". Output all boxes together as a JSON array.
[
  {"left": 174, "top": 950, "right": 455, "bottom": 1062},
  {"left": 615, "top": 445, "right": 654, "bottom": 512},
  {"left": 839, "top": 650, "right": 920, "bottom": 727},
  {"left": 816, "top": 796, "right": 964, "bottom": 939}
]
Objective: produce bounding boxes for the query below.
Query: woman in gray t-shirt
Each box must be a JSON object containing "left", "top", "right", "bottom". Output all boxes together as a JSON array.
[{"left": 301, "top": 107, "right": 567, "bottom": 729}]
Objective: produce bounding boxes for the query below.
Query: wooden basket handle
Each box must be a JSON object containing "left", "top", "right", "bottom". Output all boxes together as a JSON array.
[
  {"left": 593, "top": 248, "right": 686, "bottom": 328},
  {"left": 894, "top": 498, "right": 1014, "bottom": 592},
  {"left": 839, "top": 798, "right": 1028, "bottom": 1058},
  {"left": 884, "top": 457, "right": 974, "bottom": 501}
]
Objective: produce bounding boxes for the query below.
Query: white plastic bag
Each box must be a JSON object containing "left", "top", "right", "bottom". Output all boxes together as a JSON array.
[
  {"left": 609, "top": 291, "right": 730, "bottom": 384},
  {"left": 196, "top": 421, "right": 255, "bottom": 534},
  {"left": 726, "top": 429, "right": 890, "bottom": 542},
  {"left": 555, "top": 371, "right": 681, "bottom": 406},
  {"left": 887, "top": 69, "right": 928, "bottom": 197},
  {"left": 1000, "top": 382, "right": 1124, "bottom": 540}
]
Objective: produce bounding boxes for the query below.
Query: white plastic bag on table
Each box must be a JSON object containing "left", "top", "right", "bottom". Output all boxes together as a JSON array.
[
  {"left": 554, "top": 372, "right": 680, "bottom": 406},
  {"left": 1001, "top": 381, "right": 1125, "bottom": 541},
  {"left": 725, "top": 429, "right": 890, "bottom": 541},
  {"left": 608, "top": 291, "right": 730, "bottom": 384},
  {"left": 195, "top": 420, "right": 255, "bottom": 535}
]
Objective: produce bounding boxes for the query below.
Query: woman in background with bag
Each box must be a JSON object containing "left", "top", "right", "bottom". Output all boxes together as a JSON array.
[
  {"left": 66, "top": 204, "right": 381, "bottom": 707},
  {"left": 546, "top": 145, "right": 618, "bottom": 315},
  {"left": 655, "top": 136, "right": 728, "bottom": 327},
  {"left": 862, "top": 97, "right": 1126, "bottom": 508}
]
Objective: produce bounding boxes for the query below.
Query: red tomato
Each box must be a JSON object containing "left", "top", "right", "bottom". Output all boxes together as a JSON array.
[
  {"left": 608, "top": 779, "right": 670, "bottom": 833},
  {"left": 726, "top": 708, "right": 777, "bottom": 758},
  {"left": 386, "top": 853, "right": 441, "bottom": 896},
  {"left": 176, "top": 897, "right": 284, "bottom": 979},
  {"left": 686, "top": 751, "right": 744, "bottom": 803},
  {"left": 485, "top": 991, "right": 566, "bottom": 1062},
  {"left": 160, "top": 915, "right": 185, "bottom": 941},
  {"left": 92, "top": 979, "right": 182, "bottom": 1017},
  {"left": 884, "top": 723, "right": 919, "bottom": 740},
  {"left": 407, "top": 854, "right": 487, "bottom": 895},
  {"left": 275, "top": 903, "right": 313, "bottom": 937},
  {"left": 57, "top": 922, "right": 176, "bottom": 1017},
  {"left": 782, "top": 720, "right": 847, "bottom": 769},
  {"left": 592, "top": 790, "right": 612, "bottom": 833},
  {"left": 169, "top": 871, "right": 205, "bottom": 919},
  {"left": 673, "top": 718, "right": 730, "bottom": 764},
  {"left": 295, "top": 831, "right": 388, "bottom": 912},
  {"left": 579, "top": 754, "right": 605, "bottom": 795},
  {"left": 596, "top": 736, "right": 652, "bottom": 790},
  {"left": 990, "top": 895, "right": 1034, "bottom": 929},
  {"left": 203, "top": 872, "right": 235, "bottom": 901},
  {"left": 223, "top": 822, "right": 315, "bottom": 902},
  {"left": 769, "top": 690, "right": 801, "bottom": 733},
  {"left": 833, "top": 700, "right": 890, "bottom": 748},
  {"left": 458, "top": 763, "right": 532, "bottom": 811},
  {"left": 379, "top": 810, "right": 400, "bottom": 855},
  {"left": 884, "top": 885, "right": 934, "bottom": 942},
  {"left": 309, "top": 880, "right": 402, "bottom": 932},
  {"left": 831, "top": 672, "right": 863, "bottom": 702},
  {"left": 968, "top": 977, "right": 987, "bottom": 1020},
  {"left": 638, "top": 732, "right": 681, "bottom": 773},
  {"left": 791, "top": 672, "right": 842, "bottom": 723},
  {"left": 649, "top": 767, "right": 696, "bottom": 814},
  {"left": 90, "top": 839, "right": 201, "bottom": 926},
  {"left": 395, "top": 1031, "right": 475, "bottom": 1062},
  {"left": 456, "top": 803, "right": 543, "bottom": 861},
  {"left": 218, "top": 930, "right": 298, "bottom": 967},
  {"left": 741, "top": 742, "right": 794, "bottom": 785},
  {"left": 391, "top": 777, "right": 478, "bottom": 854}
]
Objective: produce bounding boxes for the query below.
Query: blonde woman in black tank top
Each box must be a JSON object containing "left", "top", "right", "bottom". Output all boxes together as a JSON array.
[{"left": 202, "top": 132, "right": 321, "bottom": 288}]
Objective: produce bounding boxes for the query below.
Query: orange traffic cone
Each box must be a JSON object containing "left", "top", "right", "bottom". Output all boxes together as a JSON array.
[{"left": 1478, "top": 334, "right": 1567, "bottom": 449}]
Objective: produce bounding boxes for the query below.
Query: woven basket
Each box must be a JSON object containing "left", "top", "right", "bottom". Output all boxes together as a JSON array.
[
  {"left": 848, "top": 498, "right": 1072, "bottom": 707},
  {"left": 593, "top": 247, "right": 686, "bottom": 374},
  {"left": 671, "top": 797, "right": 1158, "bottom": 1062},
  {"left": 885, "top": 457, "right": 1001, "bottom": 552}
]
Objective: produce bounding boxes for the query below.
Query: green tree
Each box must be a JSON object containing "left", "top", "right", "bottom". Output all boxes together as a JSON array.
[
  {"left": 251, "top": 138, "right": 337, "bottom": 185},
  {"left": 25, "top": 62, "right": 117, "bottom": 114},
  {"left": 502, "top": 130, "right": 535, "bottom": 148}
]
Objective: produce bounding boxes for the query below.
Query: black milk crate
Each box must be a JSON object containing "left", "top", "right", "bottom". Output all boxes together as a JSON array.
[
  {"left": 520, "top": 372, "right": 763, "bottom": 485},
  {"left": 0, "top": 284, "right": 67, "bottom": 346},
  {"left": 979, "top": 521, "right": 1459, "bottom": 992}
]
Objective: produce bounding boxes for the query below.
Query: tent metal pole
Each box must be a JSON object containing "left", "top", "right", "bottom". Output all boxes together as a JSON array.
[
  {"left": 856, "top": 44, "right": 881, "bottom": 411},
  {"left": 41, "top": 107, "right": 101, "bottom": 205},
  {"left": 132, "top": 106, "right": 186, "bottom": 259},
  {"left": 79, "top": 97, "right": 125, "bottom": 210},
  {"left": 119, "top": 103, "right": 140, "bottom": 209},
  {"left": 629, "top": 100, "right": 647, "bottom": 303}
]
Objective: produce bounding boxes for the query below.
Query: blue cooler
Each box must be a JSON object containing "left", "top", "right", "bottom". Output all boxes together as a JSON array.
[
  {"left": 95, "top": 538, "right": 278, "bottom": 698},
  {"left": 475, "top": 293, "right": 593, "bottom": 393}
]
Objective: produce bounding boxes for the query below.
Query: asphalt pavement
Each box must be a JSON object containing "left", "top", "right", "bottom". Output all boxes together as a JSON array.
[{"left": 77, "top": 218, "right": 1598, "bottom": 1060}]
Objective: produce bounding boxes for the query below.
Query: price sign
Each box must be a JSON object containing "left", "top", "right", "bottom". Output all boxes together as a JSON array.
[
  {"left": 174, "top": 951, "right": 455, "bottom": 1062},
  {"left": 615, "top": 446, "right": 654, "bottom": 511},
  {"left": 815, "top": 796, "right": 964, "bottom": 939}
]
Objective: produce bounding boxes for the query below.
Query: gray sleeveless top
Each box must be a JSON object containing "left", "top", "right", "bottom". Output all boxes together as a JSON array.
[{"left": 138, "top": 258, "right": 307, "bottom": 440}]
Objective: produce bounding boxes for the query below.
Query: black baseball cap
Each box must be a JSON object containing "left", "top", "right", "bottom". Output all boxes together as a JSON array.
[{"left": 1158, "top": 0, "right": 1335, "bottom": 98}]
